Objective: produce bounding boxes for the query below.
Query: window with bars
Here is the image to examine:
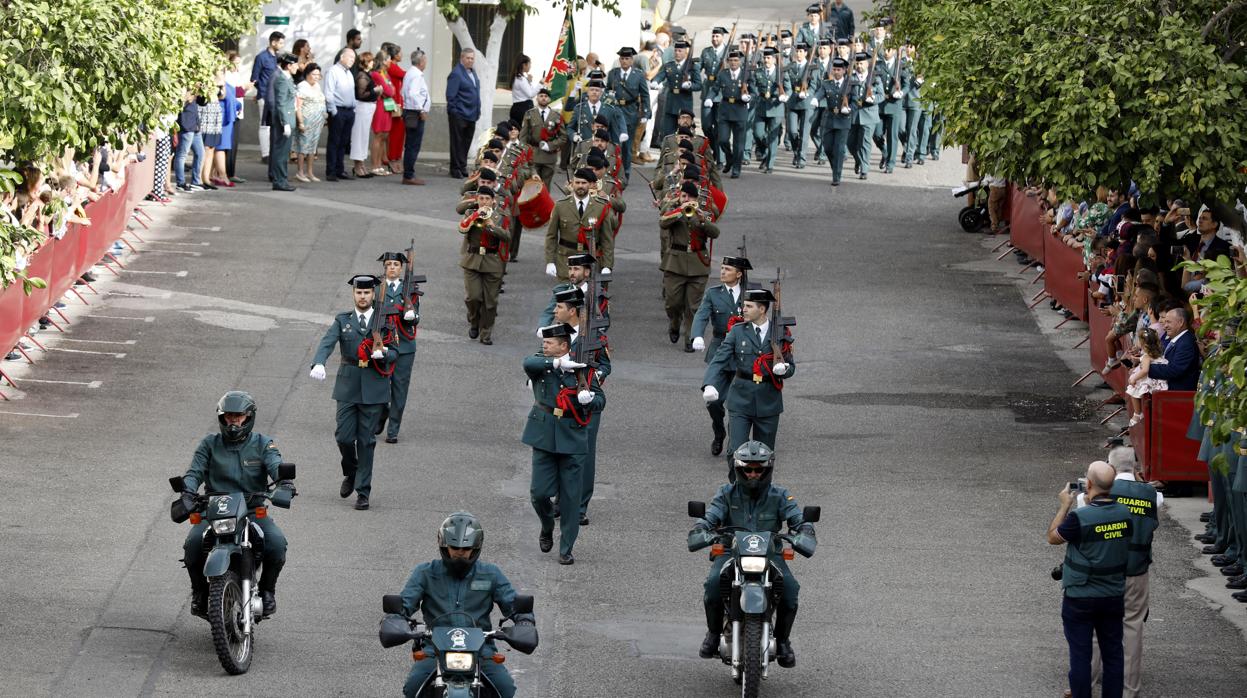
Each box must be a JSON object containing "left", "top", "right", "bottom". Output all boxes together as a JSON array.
[{"left": 451, "top": 5, "right": 526, "bottom": 88}]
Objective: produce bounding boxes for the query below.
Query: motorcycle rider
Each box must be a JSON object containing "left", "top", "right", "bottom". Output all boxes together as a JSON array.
[
  {"left": 688, "top": 440, "right": 816, "bottom": 668},
  {"left": 398, "top": 512, "right": 532, "bottom": 698},
  {"left": 179, "top": 391, "right": 288, "bottom": 618}
]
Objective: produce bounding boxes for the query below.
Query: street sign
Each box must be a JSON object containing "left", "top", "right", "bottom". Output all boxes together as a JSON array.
[{"left": 264, "top": 16, "right": 290, "bottom": 25}]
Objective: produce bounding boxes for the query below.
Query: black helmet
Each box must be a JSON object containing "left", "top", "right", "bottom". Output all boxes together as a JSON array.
[
  {"left": 217, "top": 391, "right": 257, "bottom": 444},
  {"left": 438, "top": 511, "right": 484, "bottom": 578},
  {"left": 732, "top": 441, "right": 775, "bottom": 494}
]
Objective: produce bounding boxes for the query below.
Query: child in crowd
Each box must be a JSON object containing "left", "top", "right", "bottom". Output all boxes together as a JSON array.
[{"left": 1126, "top": 326, "right": 1168, "bottom": 426}]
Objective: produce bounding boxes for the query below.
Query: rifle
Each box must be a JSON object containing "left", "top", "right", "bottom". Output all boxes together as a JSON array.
[
  {"left": 401, "top": 238, "right": 427, "bottom": 312},
  {"left": 889, "top": 48, "right": 903, "bottom": 100},
  {"left": 573, "top": 237, "right": 611, "bottom": 392},
  {"left": 711, "top": 19, "right": 740, "bottom": 85},
  {"left": 859, "top": 42, "right": 881, "bottom": 107},
  {"left": 774, "top": 27, "right": 786, "bottom": 98},
  {"left": 768, "top": 268, "right": 796, "bottom": 365}
]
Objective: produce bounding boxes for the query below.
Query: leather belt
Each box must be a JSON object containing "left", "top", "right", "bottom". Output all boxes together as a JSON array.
[
  {"left": 559, "top": 238, "right": 586, "bottom": 250},
  {"left": 617, "top": 98, "right": 633, "bottom": 105},
  {"left": 537, "top": 404, "right": 574, "bottom": 418},
  {"left": 736, "top": 369, "right": 767, "bottom": 383},
  {"left": 670, "top": 243, "right": 689, "bottom": 251}
]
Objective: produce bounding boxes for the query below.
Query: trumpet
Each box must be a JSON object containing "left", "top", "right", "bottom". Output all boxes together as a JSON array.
[{"left": 682, "top": 201, "right": 702, "bottom": 217}]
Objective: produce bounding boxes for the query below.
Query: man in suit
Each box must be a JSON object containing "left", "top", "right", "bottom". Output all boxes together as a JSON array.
[
  {"left": 378, "top": 252, "right": 421, "bottom": 444},
  {"left": 699, "top": 27, "right": 730, "bottom": 163},
  {"left": 268, "top": 53, "right": 299, "bottom": 191},
  {"left": 660, "top": 181, "right": 721, "bottom": 350},
  {"left": 544, "top": 168, "right": 617, "bottom": 281},
  {"left": 521, "top": 88, "right": 562, "bottom": 187},
  {"left": 702, "top": 288, "right": 795, "bottom": 479},
  {"left": 446, "top": 48, "right": 482, "bottom": 179},
  {"left": 751, "top": 49, "right": 786, "bottom": 174},
  {"left": 813, "top": 57, "right": 853, "bottom": 185},
  {"left": 691, "top": 255, "right": 752, "bottom": 456},
  {"left": 652, "top": 39, "right": 702, "bottom": 141},
  {"left": 1147, "top": 306, "right": 1200, "bottom": 390},
  {"left": 707, "top": 50, "right": 750, "bottom": 179},
  {"left": 606, "top": 47, "right": 650, "bottom": 181},
  {"left": 1179, "top": 208, "right": 1234, "bottom": 294},
  {"left": 310, "top": 275, "right": 398, "bottom": 510}
]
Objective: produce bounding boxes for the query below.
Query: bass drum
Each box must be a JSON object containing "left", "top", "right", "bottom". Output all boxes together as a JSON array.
[
  {"left": 517, "top": 177, "right": 555, "bottom": 229},
  {"left": 708, "top": 185, "right": 728, "bottom": 221}
]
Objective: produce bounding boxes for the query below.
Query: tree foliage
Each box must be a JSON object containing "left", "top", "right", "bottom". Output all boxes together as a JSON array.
[
  {"left": 887, "top": 0, "right": 1247, "bottom": 202},
  {"left": 1187, "top": 256, "right": 1247, "bottom": 473}
]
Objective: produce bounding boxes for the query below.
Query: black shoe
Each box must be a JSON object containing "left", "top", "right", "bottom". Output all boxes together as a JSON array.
[
  {"left": 190, "top": 593, "right": 208, "bottom": 618},
  {"left": 831, "top": 180, "right": 840, "bottom": 186},
  {"left": 794, "top": 162, "right": 806, "bottom": 170},
  {"left": 722, "top": 163, "right": 731, "bottom": 173},
  {"left": 340, "top": 476, "right": 354, "bottom": 498},
  {"left": 385, "top": 435, "right": 398, "bottom": 444},
  {"left": 1221, "top": 564, "right": 1244, "bottom": 576},
  {"left": 729, "top": 172, "right": 740, "bottom": 179},
  {"left": 337, "top": 172, "right": 353, "bottom": 179},
  {"left": 539, "top": 528, "right": 554, "bottom": 553},
  {"left": 917, "top": 159, "right": 925, "bottom": 165},
  {"left": 1212, "top": 554, "right": 1236, "bottom": 567},
  {"left": 711, "top": 435, "right": 725, "bottom": 457},
  {"left": 1195, "top": 533, "right": 1217, "bottom": 544},
  {"left": 558, "top": 553, "right": 575, "bottom": 565},
  {"left": 903, "top": 161, "right": 912, "bottom": 169},
  {"left": 480, "top": 337, "right": 493, "bottom": 345},
  {"left": 81, "top": 271, "right": 98, "bottom": 282},
  {"left": 201, "top": 182, "right": 218, "bottom": 190},
  {"left": 669, "top": 329, "right": 680, "bottom": 344},
  {"left": 354, "top": 494, "right": 370, "bottom": 510},
  {"left": 1227, "top": 575, "right": 1247, "bottom": 589},
  {"left": 261, "top": 156, "right": 269, "bottom": 164},
  {"left": 1233, "top": 589, "right": 1247, "bottom": 602},
  {"left": 859, "top": 173, "right": 867, "bottom": 180},
  {"left": 1205, "top": 545, "right": 1229, "bottom": 555},
  {"left": 272, "top": 184, "right": 297, "bottom": 192},
  {"left": 683, "top": 341, "right": 694, "bottom": 353},
  {"left": 776, "top": 640, "right": 796, "bottom": 668},
  {"left": 261, "top": 591, "right": 276, "bottom": 616},
  {"left": 579, "top": 514, "right": 589, "bottom": 526},
  {"left": 326, "top": 176, "right": 339, "bottom": 182},
  {"left": 699, "top": 631, "right": 719, "bottom": 658},
  {"left": 765, "top": 167, "right": 773, "bottom": 174},
  {"left": 469, "top": 326, "right": 480, "bottom": 339},
  {"left": 884, "top": 167, "right": 894, "bottom": 174},
  {"left": 1201, "top": 511, "right": 1213, "bottom": 522}
]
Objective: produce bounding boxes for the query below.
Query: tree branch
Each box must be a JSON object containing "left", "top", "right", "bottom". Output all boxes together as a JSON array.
[
  {"left": 446, "top": 16, "right": 476, "bottom": 52},
  {"left": 1202, "top": 0, "right": 1247, "bottom": 41}
]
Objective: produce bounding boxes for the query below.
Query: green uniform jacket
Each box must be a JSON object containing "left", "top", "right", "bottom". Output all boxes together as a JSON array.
[
  {"left": 400, "top": 559, "right": 516, "bottom": 639},
  {"left": 571, "top": 332, "right": 611, "bottom": 383},
  {"left": 459, "top": 207, "right": 511, "bottom": 274},
  {"left": 709, "top": 69, "right": 750, "bottom": 122},
  {"left": 903, "top": 70, "right": 923, "bottom": 110},
  {"left": 795, "top": 23, "right": 827, "bottom": 52},
  {"left": 784, "top": 62, "right": 818, "bottom": 111},
  {"left": 566, "top": 99, "right": 627, "bottom": 146},
  {"left": 540, "top": 282, "right": 611, "bottom": 330},
  {"left": 750, "top": 67, "right": 786, "bottom": 119},
  {"left": 1062, "top": 501, "right": 1132, "bottom": 598},
  {"left": 814, "top": 75, "right": 853, "bottom": 131},
  {"left": 183, "top": 432, "right": 282, "bottom": 498},
  {"left": 271, "top": 72, "right": 297, "bottom": 129},
  {"left": 694, "top": 483, "right": 805, "bottom": 555},
  {"left": 656, "top": 59, "right": 703, "bottom": 115},
  {"left": 521, "top": 354, "right": 605, "bottom": 454},
  {"left": 313, "top": 311, "right": 398, "bottom": 405},
  {"left": 381, "top": 280, "right": 420, "bottom": 355},
  {"left": 700, "top": 46, "right": 728, "bottom": 87},
  {"left": 521, "top": 107, "right": 563, "bottom": 166},
  {"left": 544, "top": 197, "right": 616, "bottom": 275},
  {"left": 606, "top": 66, "right": 652, "bottom": 121},
  {"left": 659, "top": 201, "right": 720, "bottom": 277},
  {"left": 704, "top": 321, "right": 795, "bottom": 418},
  {"left": 876, "top": 56, "right": 907, "bottom": 116},
  {"left": 851, "top": 72, "right": 883, "bottom": 126},
  {"left": 691, "top": 284, "right": 742, "bottom": 364}
]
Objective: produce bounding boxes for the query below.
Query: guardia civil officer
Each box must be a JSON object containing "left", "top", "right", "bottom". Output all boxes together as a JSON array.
[
  {"left": 378, "top": 252, "right": 421, "bottom": 444},
  {"left": 539, "top": 253, "right": 609, "bottom": 330},
  {"left": 691, "top": 255, "right": 751, "bottom": 456},
  {"left": 310, "top": 274, "right": 397, "bottom": 510},
  {"left": 812, "top": 57, "right": 853, "bottom": 185},
  {"left": 702, "top": 288, "right": 794, "bottom": 477},
  {"left": 699, "top": 27, "right": 730, "bottom": 162},
  {"left": 396, "top": 512, "right": 535, "bottom": 698},
  {"left": 652, "top": 39, "right": 702, "bottom": 140},
  {"left": 706, "top": 49, "right": 750, "bottom": 179},
  {"left": 180, "top": 391, "right": 289, "bottom": 617},
  {"left": 523, "top": 324, "right": 604, "bottom": 564},
  {"left": 606, "top": 47, "right": 650, "bottom": 181},
  {"left": 688, "top": 441, "right": 816, "bottom": 668}
]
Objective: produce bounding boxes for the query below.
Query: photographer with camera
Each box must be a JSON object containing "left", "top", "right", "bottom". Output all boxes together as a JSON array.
[{"left": 1047, "top": 460, "right": 1133, "bottom": 698}]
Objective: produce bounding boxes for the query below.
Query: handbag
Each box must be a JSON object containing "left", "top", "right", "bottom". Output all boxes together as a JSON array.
[{"left": 383, "top": 97, "right": 399, "bottom": 114}]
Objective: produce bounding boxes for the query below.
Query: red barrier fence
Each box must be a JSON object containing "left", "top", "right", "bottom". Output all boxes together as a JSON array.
[
  {"left": 1042, "top": 233, "right": 1089, "bottom": 322},
  {"left": 1009, "top": 187, "right": 1045, "bottom": 263},
  {"left": 1130, "top": 391, "right": 1202, "bottom": 481}
]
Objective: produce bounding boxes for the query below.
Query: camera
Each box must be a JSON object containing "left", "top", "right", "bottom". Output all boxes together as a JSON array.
[
  {"left": 1050, "top": 564, "right": 1063, "bottom": 581},
  {"left": 1169, "top": 244, "right": 1186, "bottom": 258},
  {"left": 1068, "top": 479, "right": 1086, "bottom": 494}
]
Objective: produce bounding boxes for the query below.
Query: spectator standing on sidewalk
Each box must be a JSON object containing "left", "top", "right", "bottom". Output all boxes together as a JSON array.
[
  {"left": 173, "top": 92, "right": 204, "bottom": 192},
  {"left": 323, "top": 48, "right": 357, "bottom": 181},
  {"left": 224, "top": 50, "right": 252, "bottom": 184},
  {"left": 350, "top": 51, "right": 381, "bottom": 178},
  {"left": 383, "top": 43, "right": 407, "bottom": 173},
  {"left": 445, "top": 48, "right": 482, "bottom": 179},
  {"left": 400, "top": 49, "right": 431, "bottom": 185},
  {"left": 251, "top": 31, "right": 285, "bottom": 164},
  {"left": 295, "top": 63, "right": 327, "bottom": 183}
]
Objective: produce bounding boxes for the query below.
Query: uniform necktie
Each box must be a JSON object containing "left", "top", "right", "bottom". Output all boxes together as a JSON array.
[
  {"left": 359, "top": 313, "right": 367, "bottom": 328},
  {"left": 592, "top": 105, "right": 598, "bottom": 118},
  {"left": 578, "top": 200, "right": 585, "bottom": 218},
  {"left": 755, "top": 326, "right": 762, "bottom": 343},
  {"left": 541, "top": 108, "right": 548, "bottom": 121},
  {"left": 390, "top": 282, "right": 397, "bottom": 292}
]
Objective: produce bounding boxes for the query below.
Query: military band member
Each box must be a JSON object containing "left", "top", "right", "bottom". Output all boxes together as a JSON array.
[
  {"left": 652, "top": 39, "right": 702, "bottom": 140},
  {"left": 572, "top": 128, "right": 621, "bottom": 177},
  {"left": 521, "top": 88, "right": 562, "bottom": 187},
  {"left": 699, "top": 27, "right": 730, "bottom": 163},
  {"left": 606, "top": 47, "right": 650, "bottom": 181},
  {"left": 586, "top": 151, "right": 626, "bottom": 232},
  {"left": 660, "top": 181, "right": 721, "bottom": 350},
  {"left": 658, "top": 116, "right": 709, "bottom": 166},
  {"left": 876, "top": 44, "right": 908, "bottom": 174},
  {"left": 849, "top": 51, "right": 884, "bottom": 180},
  {"left": 751, "top": 48, "right": 785, "bottom": 174},
  {"left": 704, "top": 49, "right": 749, "bottom": 179},
  {"left": 378, "top": 252, "right": 421, "bottom": 444},
  {"left": 702, "top": 287, "right": 795, "bottom": 478},
  {"left": 459, "top": 186, "right": 511, "bottom": 345},
  {"left": 524, "top": 323, "right": 604, "bottom": 564},
  {"left": 310, "top": 274, "right": 398, "bottom": 510},
  {"left": 691, "top": 255, "right": 751, "bottom": 456},
  {"left": 784, "top": 43, "right": 816, "bottom": 168},
  {"left": 813, "top": 57, "right": 853, "bottom": 185},
  {"left": 545, "top": 168, "right": 617, "bottom": 281}
]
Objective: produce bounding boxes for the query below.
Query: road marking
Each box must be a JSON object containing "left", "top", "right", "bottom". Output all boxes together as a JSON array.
[
  {"left": 45, "top": 347, "right": 126, "bottom": 358},
  {"left": 148, "top": 240, "right": 211, "bottom": 246},
  {"left": 107, "top": 290, "right": 172, "bottom": 299},
  {"left": 180, "top": 225, "right": 222, "bottom": 231},
  {"left": 59, "top": 338, "right": 137, "bottom": 345},
  {"left": 119, "top": 269, "right": 189, "bottom": 277},
  {"left": 136, "top": 249, "right": 202, "bottom": 256},
  {"left": 243, "top": 190, "right": 459, "bottom": 228},
  {"left": 18, "top": 378, "right": 102, "bottom": 388},
  {"left": 90, "top": 315, "right": 156, "bottom": 322},
  {"left": 0, "top": 410, "right": 79, "bottom": 418}
]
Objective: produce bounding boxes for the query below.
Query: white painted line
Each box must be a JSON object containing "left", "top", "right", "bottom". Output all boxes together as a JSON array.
[
  {"left": 90, "top": 315, "right": 156, "bottom": 323},
  {"left": 180, "top": 225, "right": 222, "bottom": 231},
  {"left": 45, "top": 347, "right": 126, "bottom": 358},
  {"left": 59, "top": 338, "right": 137, "bottom": 346},
  {"left": 137, "top": 249, "right": 201, "bottom": 256},
  {"left": 19, "top": 378, "right": 102, "bottom": 388},
  {"left": 119, "top": 269, "right": 188, "bottom": 276},
  {"left": 0, "top": 410, "right": 80, "bottom": 418},
  {"left": 148, "top": 241, "right": 210, "bottom": 246},
  {"left": 106, "top": 290, "right": 172, "bottom": 299}
]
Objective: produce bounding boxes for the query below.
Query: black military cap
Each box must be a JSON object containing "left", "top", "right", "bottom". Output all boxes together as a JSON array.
[
  {"left": 855, "top": 52, "right": 871, "bottom": 62},
  {"left": 806, "top": 3, "right": 822, "bottom": 13},
  {"left": 476, "top": 186, "right": 496, "bottom": 197},
  {"left": 677, "top": 138, "right": 694, "bottom": 150},
  {"left": 680, "top": 181, "right": 700, "bottom": 198},
  {"left": 593, "top": 128, "right": 611, "bottom": 141},
  {"left": 587, "top": 78, "right": 606, "bottom": 88},
  {"left": 683, "top": 164, "right": 701, "bottom": 179},
  {"left": 496, "top": 120, "right": 515, "bottom": 133},
  {"left": 587, "top": 153, "right": 610, "bottom": 169},
  {"left": 745, "top": 288, "right": 776, "bottom": 303},
  {"left": 712, "top": 26, "right": 728, "bottom": 35},
  {"left": 487, "top": 137, "right": 506, "bottom": 149},
  {"left": 348, "top": 274, "right": 382, "bottom": 289},
  {"left": 728, "top": 49, "right": 743, "bottom": 59},
  {"left": 677, "top": 126, "right": 694, "bottom": 136},
  {"left": 679, "top": 108, "right": 696, "bottom": 118},
  {"left": 674, "top": 39, "right": 691, "bottom": 49},
  {"left": 572, "top": 167, "right": 598, "bottom": 183},
  {"left": 539, "top": 323, "right": 575, "bottom": 339},
  {"left": 837, "top": 37, "right": 851, "bottom": 45},
  {"left": 567, "top": 253, "right": 596, "bottom": 268},
  {"left": 477, "top": 167, "right": 498, "bottom": 180},
  {"left": 722, "top": 255, "right": 752, "bottom": 271},
  {"left": 739, "top": 32, "right": 755, "bottom": 41},
  {"left": 617, "top": 46, "right": 637, "bottom": 57},
  {"left": 538, "top": 87, "right": 551, "bottom": 96},
  {"left": 832, "top": 57, "right": 849, "bottom": 69},
  {"left": 481, "top": 151, "right": 500, "bottom": 163},
  {"left": 587, "top": 68, "right": 607, "bottom": 78},
  {"left": 818, "top": 38, "right": 832, "bottom": 47},
  {"left": 553, "top": 286, "right": 586, "bottom": 307},
  {"left": 377, "top": 252, "right": 409, "bottom": 263},
  {"left": 762, "top": 47, "right": 778, "bottom": 56}
]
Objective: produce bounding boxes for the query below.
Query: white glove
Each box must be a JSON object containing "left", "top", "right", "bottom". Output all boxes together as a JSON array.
[
  {"left": 779, "top": 94, "right": 789, "bottom": 103},
  {"left": 601, "top": 267, "right": 611, "bottom": 275},
  {"left": 692, "top": 337, "right": 705, "bottom": 351},
  {"left": 808, "top": 98, "right": 818, "bottom": 108},
  {"left": 554, "top": 355, "right": 586, "bottom": 371},
  {"left": 536, "top": 327, "right": 545, "bottom": 338},
  {"left": 681, "top": 81, "right": 692, "bottom": 89},
  {"left": 572, "top": 133, "right": 582, "bottom": 143},
  {"left": 741, "top": 94, "right": 751, "bottom": 103},
  {"left": 540, "top": 142, "right": 550, "bottom": 152},
  {"left": 403, "top": 309, "right": 416, "bottom": 321},
  {"left": 545, "top": 262, "right": 557, "bottom": 277},
  {"left": 283, "top": 124, "right": 291, "bottom": 137},
  {"left": 371, "top": 349, "right": 384, "bottom": 360},
  {"left": 703, "top": 99, "right": 714, "bottom": 108},
  {"left": 577, "top": 389, "right": 594, "bottom": 405},
  {"left": 309, "top": 364, "right": 326, "bottom": 381},
  {"left": 916, "top": 77, "right": 925, "bottom": 86},
  {"left": 639, "top": 117, "right": 648, "bottom": 124},
  {"left": 799, "top": 91, "right": 808, "bottom": 100},
  {"left": 702, "top": 385, "right": 719, "bottom": 402},
  {"left": 619, "top": 133, "right": 629, "bottom": 143},
  {"left": 773, "top": 361, "right": 789, "bottom": 376}
]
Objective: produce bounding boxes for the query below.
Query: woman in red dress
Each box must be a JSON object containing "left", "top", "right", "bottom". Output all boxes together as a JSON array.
[
  {"left": 368, "top": 51, "right": 397, "bottom": 175},
  {"left": 383, "top": 43, "right": 407, "bottom": 172}
]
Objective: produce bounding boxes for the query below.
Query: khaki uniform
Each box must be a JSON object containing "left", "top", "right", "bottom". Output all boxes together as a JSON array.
[
  {"left": 459, "top": 206, "right": 511, "bottom": 341},
  {"left": 544, "top": 196, "right": 617, "bottom": 280},
  {"left": 521, "top": 107, "right": 563, "bottom": 186},
  {"left": 659, "top": 200, "right": 720, "bottom": 341}
]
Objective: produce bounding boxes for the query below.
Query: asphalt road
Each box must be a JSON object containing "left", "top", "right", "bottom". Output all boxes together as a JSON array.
[{"left": 4, "top": 6, "right": 1247, "bottom": 697}]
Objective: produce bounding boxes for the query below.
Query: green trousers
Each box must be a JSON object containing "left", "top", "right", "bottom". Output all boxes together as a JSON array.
[
  {"left": 530, "top": 448, "right": 584, "bottom": 556},
  {"left": 336, "top": 401, "right": 384, "bottom": 497}
]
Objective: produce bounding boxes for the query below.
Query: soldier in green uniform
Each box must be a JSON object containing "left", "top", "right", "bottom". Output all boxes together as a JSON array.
[
  {"left": 699, "top": 27, "right": 730, "bottom": 164},
  {"left": 458, "top": 186, "right": 511, "bottom": 345},
  {"left": 876, "top": 44, "right": 908, "bottom": 174},
  {"left": 784, "top": 43, "right": 816, "bottom": 168},
  {"left": 706, "top": 50, "right": 749, "bottom": 179},
  {"left": 813, "top": 57, "right": 853, "bottom": 185},
  {"left": 544, "top": 168, "right": 616, "bottom": 281},
  {"left": 310, "top": 275, "right": 398, "bottom": 510},
  {"left": 661, "top": 181, "right": 721, "bottom": 350},
  {"left": 849, "top": 51, "right": 883, "bottom": 180},
  {"left": 521, "top": 88, "right": 562, "bottom": 187},
  {"left": 656, "top": 111, "right": 703, "bottom": 162},
  {"left": 702, "top": 288, "right": 795, "bottom": 473},
  {"left": 398, "top": 512, "right": 530, "bottom": 698},
  {"left": 688, "top": 441, "right": 816, "bottom": 668},
  {"left": 566, "top": 79, "right": 627, "bottom": 162},
  {"left": 539, "top": 253, "right": 610, "bottom": 329},
  {"left": 691, "top": 255, "right": 751, "bottom": 455},
  {"left": 378, "top": 252, "right": 421, "bottom": 444},
  {"left": 180, "top": 391, "right": 289, "bottom": 617},
  {"left": 652, "top": 39, "right": 702, "bottom": 141},
  {"left": 524, "top": 323, "right": 605, "bottom": 564},
  {"left": 606, "top": 47, "right": 650, "bottom": 181},
  {"left": 751, "top": 48, "right": 785, "bottom": 174},
  {"left": 809, "top": 40, "right": 834, "bottom": 165},
  {"left": 900, "top": 44, "right": 925, "bottom": 168},
  {"left": 795, "top": 4, "right": 828, "bottom": 50}
]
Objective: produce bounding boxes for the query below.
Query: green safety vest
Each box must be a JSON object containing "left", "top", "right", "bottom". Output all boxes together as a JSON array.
[
  {"left": 1062, "top": 501, "right": 1132, "bottom": 598},
  {"left": 1109, "top": 479, "right": 1159, "bottom": 577}
]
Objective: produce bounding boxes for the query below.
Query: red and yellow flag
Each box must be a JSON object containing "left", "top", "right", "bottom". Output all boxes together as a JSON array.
[{"left": 542, "top": 3, "right": 577, "bottom": 102}]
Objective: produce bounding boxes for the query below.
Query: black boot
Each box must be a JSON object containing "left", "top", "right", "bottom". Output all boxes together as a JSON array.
[
  {"left": 700, "top": 604, "right": 724, "bottom": 658},
  {"left": 710, "top": 420, "right": 726, "bottom": 456},
  {"left": 261, "top": 591, "right": 276, "bottom": 616},
  {"left": 186, "top": 565, "right": 208, "bottom": 618},
  {"left": 338, "top": 443, "right": 357, "bottom": 498},
  {"left": 774, "top": 605, "right": 797, "bottom": 668}
]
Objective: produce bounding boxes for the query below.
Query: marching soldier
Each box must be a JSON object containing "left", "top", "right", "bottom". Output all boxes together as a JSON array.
[
  {"left": 524, "top": 323, "right": 604, "bottom": 564},
  {"left": 836, "top": 37, "right": 853, "bottom": 62},
  {"left": 813, "top": 57, "right": 853, "bottom": 185},
  {"left": 660, "top": 181, "right": 721, "bottom": 350},
  {"left": 691, "top": 255, "right": 752, "bottom": 456},
  {"left": 540, "top": 253, "right": 610, "bottom": 329},
  {"left": 699, "top": 27, "right": 730, "bottom": 163},
  {"left": 586, "top": 151, "right": 627, "bottom": 232},
  {"left": 378, "top": 251, "right": 421, "bottom": 444},
  {"left": 751, "top": 47, "right": 785, "bottom": 174},
  {"left": 657, "top": 116, "right": 709, "bottom": 166},
  {"left": 606, "top": 47, "right": 650, "bottom": 181},
  {"left": 707, "top": 50, "right": 750, "bottom": 179},
  {"left": 702, "top": 287, "right": 795, "bottom": 478},
  {"left": 567, "top": 79, "right": 627, "bottom": 160},
  {"left": 571, "top": 128, "right": 621, "bottom": 177},
  {"left": 849, "top": 51, "right": 883, "bottom": 180},
  {"left": 810, "top": 40, "right": 834, "bottom": 165},
  {"left": 652, "top": 39, "right": 702, "bottom": 141},
  {"left": 784, "top": 43, "right": 816, "bottom": 169},
  {"left": 901, "top": 45, "right": 926, "bottom": 168},
  {"left": 876, "top": 44, "right": 908, "bottom": 174},
  {"left": 796, "top": 4, "right": 828, "bottom": 50},
  {"left": 310, "top": 274, "right": 398, "bottom": 510},
  {"left": 458, "top": 186, "right": 511, "bottom": 345},
  {"left": 521, "top": 88, "right": 562, "bottom": 187},
  {"left": 544, "top": 168, "right": 617, "bottom": 281}
]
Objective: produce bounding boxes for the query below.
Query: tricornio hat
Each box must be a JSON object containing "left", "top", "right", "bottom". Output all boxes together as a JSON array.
[
  {"left": 722, "top": 255, "right": 752, "bottom": 271},
  {"left": 376, "top": 252, "right": 409, "bottom": 263},
  {"left": 553, "top": 287, "right": 586, "bottom": 307},
  {"left": 539, "top": 323, "right": 575, "bottom": 339},
  {"left": 348, "top": 274, "right": 381, "bottom": 289}
]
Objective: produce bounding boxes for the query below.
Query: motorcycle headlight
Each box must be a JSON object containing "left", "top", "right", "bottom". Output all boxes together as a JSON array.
[
  {"left": 443, "top": 652, "right": 475, "bottom": 671},
  {"left": 211, "top": 519, "right": 237, "bottom": 535},
  {"left": 740, "top": 556, "right": 767, "bottom": 573}
]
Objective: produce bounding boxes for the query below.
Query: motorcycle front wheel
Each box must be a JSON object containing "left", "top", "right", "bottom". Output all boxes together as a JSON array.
[
  {"left": 208, "top": 570, "right": 253, "bottom": 674},
  {"left": 740, "top": 616, "right": 764, "bottom": 698}
]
